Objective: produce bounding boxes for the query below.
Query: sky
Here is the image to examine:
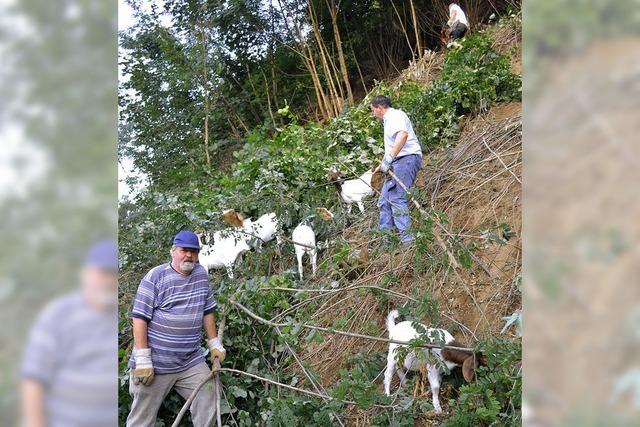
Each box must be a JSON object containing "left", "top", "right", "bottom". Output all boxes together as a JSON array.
[
  {"left": 118, "top": 0, "right": 175, "bottom": 201},
  {"left": 118, "top": 0, "right": 140, "bottom": 200}
]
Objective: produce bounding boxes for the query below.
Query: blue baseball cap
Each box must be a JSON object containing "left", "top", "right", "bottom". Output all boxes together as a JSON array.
[
  {"left": 85, "top": 240, "right": 118, "bottom": 271},
  {"left": 173, "top": 230, "right": 201, "bottom": 250}
]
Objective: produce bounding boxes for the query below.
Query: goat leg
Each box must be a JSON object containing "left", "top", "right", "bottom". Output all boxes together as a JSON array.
[{"left": 427, "top": 365, "right": 443, "bottom": 414}]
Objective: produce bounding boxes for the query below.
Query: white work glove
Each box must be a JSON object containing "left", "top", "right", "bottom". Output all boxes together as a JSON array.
[
  {"left": 133, "top": 348, "right": 154, "bottom": 386},
  {"left": 379, "top": 153, "right": 394, "bottom": 174},
  {"left": 208, "top": 337, "right": 226, "bottom": 363}
]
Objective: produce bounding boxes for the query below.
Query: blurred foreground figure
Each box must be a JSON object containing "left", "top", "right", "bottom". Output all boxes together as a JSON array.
[{"left": 20, "top": 240, "right": 118, "bottom": 427}]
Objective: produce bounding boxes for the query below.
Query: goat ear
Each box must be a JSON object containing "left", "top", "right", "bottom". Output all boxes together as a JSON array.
[{"left": 462, "top": 356, "right": 478, "bottom": 382}]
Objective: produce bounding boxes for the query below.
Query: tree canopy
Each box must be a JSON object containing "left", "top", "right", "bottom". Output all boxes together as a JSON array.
[{"left": 119, "top": 0, "right": 518, "bottom": 196}]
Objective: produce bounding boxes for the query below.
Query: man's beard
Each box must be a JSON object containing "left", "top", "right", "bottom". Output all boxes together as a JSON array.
[{"left": 180, "top": 261, "right": 195, "bottom": 272}]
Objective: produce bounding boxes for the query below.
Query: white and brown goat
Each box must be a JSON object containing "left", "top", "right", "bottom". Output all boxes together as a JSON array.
[
  {"left": 384, "top": 310, "right": 483, "bottom": 413},
  {"left": 196, "top": 230, "right": 251, "bottom": 279},
  {"left": 242, "top": 212, "right": 282, "bottom": 252},
  {"left": 291, "top": 222, "right": 317, "bottom": 280},
  {"left": 326, "top": 167, "right": 374, "bottom": 214}
]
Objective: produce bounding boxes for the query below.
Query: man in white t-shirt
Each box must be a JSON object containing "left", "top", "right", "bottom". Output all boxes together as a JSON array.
[
  {"left": 447, "top": 3, "right": 469, "bottom": 40},
  {"left": 371, "top": 95, "right": 423, "bottom": 245}
]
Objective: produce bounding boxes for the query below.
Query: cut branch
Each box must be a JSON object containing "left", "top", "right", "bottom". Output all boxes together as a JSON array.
[{"left": 231, "top": 299, "right": 472, "bottom": 352}]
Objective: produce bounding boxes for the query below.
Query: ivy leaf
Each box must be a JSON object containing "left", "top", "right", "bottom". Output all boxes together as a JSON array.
[{"left": 231, "top": 386, "right": 248, "bottom": 399}]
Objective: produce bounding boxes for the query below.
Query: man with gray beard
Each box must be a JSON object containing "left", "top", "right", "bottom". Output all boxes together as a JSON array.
[
  {"left": 21, "top": 240, "right": 118, "bottom": 427},
  {"left": 126, "top": 230, "right": 226, "bottom": 427}
]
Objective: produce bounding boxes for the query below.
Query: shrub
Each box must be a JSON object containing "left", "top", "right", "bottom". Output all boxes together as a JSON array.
[
  {"left": 118, "top": 24, "right": 522, "bottom": 427},
  {"left": 445, "top": 339, "right": 522, "bottom": 427},
  {"left": 408, "top": 33, "right": 521, "bottom": 148}
]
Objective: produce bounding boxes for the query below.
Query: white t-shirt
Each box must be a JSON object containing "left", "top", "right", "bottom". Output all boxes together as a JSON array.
[
  {"left": 382, "top": 108, "right": 422, "bottom": 158},
  {"left": 449, "top": 3, "right": 469, "bottom": 26}
]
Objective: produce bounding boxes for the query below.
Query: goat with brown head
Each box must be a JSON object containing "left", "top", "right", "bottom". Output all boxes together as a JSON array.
[
  {"left": 326, "top": 167, "right": 344, "bottom": 192},
  {"left": 384, "top": 309, "right": 485, "bottom": 413},
  {"left": 441, "top": 340, "right": 485, "bottom": 382},
  {"left": 325, "top": 167, "right": 374, "bottom": 214}
]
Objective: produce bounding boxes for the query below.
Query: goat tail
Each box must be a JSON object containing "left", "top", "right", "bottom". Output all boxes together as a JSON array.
[{"left": 386, "top": 309, "right": 400, "bottom": 334}]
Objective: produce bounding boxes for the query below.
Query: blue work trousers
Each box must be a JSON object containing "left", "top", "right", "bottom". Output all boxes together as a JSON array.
[{"left": 377, "top": 154, "right": 422, "bottom": 243}]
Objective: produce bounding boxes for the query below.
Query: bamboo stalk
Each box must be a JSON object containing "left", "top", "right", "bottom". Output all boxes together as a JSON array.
[
  {"left": 326, "top": 0, "right": 354, "bottom": 104},
  {"left": 200, "top": 29, "right": 211, "bottom": 167},
  {"left": 307, "top": 0, "right": 341, "bottom": 116},
  {"left": 409, "top": 0, "right": 423, "bottom": 61}
]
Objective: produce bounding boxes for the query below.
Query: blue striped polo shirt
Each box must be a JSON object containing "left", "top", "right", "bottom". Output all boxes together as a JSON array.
[
  {"left": 21, "top": 291, "right": 117, "bottom": 427},
  {"left": 128, "top": 262, "right": 217, "bottom": 374}
]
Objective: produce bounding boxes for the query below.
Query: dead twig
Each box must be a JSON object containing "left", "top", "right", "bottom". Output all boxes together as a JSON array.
[
  {"left": 231, "top": 299, "right": 473, "bottom": 352},
  {"left": 482, "top": 137, "right": 521, "bottom": 184}
]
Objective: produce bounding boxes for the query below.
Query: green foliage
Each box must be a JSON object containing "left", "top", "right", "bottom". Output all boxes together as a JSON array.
[
  {"left": 333, "top": 352, "right": 430, "bottom": 425},
  {"left": 407, "top": 33, "right": 521, "bottom": 147},
  {"left": 266, "top": 394, "right": 340, "bottom": 426},
  {"left": 398, "top": 290, "right": 441, "bottom": 325},
  {"left": 445, "top": 339, "right": 522, "bottom": 427},
  {"left": 118, "top": 15, "right": 523, "bottom": 426}
]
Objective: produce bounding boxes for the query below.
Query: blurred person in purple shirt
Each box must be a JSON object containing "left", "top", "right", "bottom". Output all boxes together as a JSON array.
[
  {"left": 126, "top": 230, "right": 226, "bottom": 427},
  {"left": 20, "top": 240, "right": 118, "bottom": 427}
]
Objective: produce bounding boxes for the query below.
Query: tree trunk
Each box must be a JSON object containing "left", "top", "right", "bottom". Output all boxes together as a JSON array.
[
  {"left": 409, "top": 0, "right": 423, "bottom": 61},
  {"left": 276, "top": 0, "right": 332, "bottom": 120},
  {"left": 304, "top": 49, "right": 332, "bottom": 120},
  {"left": 308, "top": 0, "right": 341, "bottom": 116},
  {"left": 390, "top": 0, "right": 415, "bottom": 60},
  {"left": 262, "top": 70, "right": 276, "bottom": 128},
  {"left": 350, "top": 41, "right": 368, "bottom": 95},
  {"left": 200, "top": 29, "right": 211, "bottom": 167},
  {"left": 326, "top": 0, "right": 353, "bottom": 105}
]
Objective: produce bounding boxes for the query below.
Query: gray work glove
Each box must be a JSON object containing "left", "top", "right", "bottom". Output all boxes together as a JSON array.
[
  {"left": 133, "top": 348, "right": 154, "bottom": 386},
  {"left": 208, "top": 337, "right": 226, "bottom": 363},
  {"left": 379, "top": 153, "right": 394, "bottom": 174}
]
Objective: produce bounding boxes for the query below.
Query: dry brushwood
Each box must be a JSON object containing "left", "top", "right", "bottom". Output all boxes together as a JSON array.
[{"left": 299, "top": 106, "right": 522, "bottom": 385}]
